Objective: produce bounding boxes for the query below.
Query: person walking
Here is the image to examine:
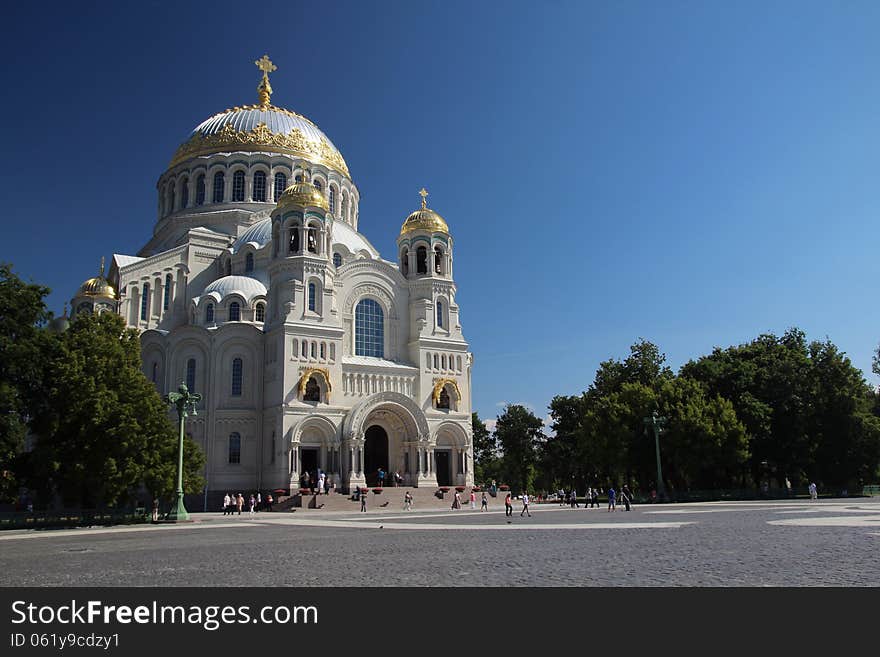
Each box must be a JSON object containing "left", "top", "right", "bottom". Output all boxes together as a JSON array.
[
  {"left": 607, "top": 487, "right": 616, "bottom": 512},
  {"left": 809, "top": 482, "right": 818, "bottom": 500},
  {"left": 480, "top": 492, "right": 489, "bottom": 511},
  {"left": 570, "top": 488, "right": 579, "bottom": 508},
  {"left": 256, "top": 492, "right": 262, "bottom": 512},
  {"left": 317, "top": 470, "right": 325, "bottom": 495},
  {"left": 403, "top": 490, "right": 413, "bottom": 511},
  {"left": 469, "top": 490, "right": 476, "bottom": 510},
  {"left": 451, "top": 491, "right": 462, "bottom": 510},
  {"left": 360, "top": 489, "right": 368, "bottom": 512},
  {"left": 248, "top": 494, "right": 256, "bottom": 514},
  {"left": 520, "top": 492, "right": 532, "bottom": 517},
  {"left": 504, "top": 492, "right": 513, "bottom": 517},
  {"left": 266, "top": 493, "right": 274, "bottom": 512},
  {"left": 591, "top": 487, "right": 599, "bottom": 509},
  {"left": 236, "top": 493, "right": 244, "bottom": 515},
  {"left": 151, "top": 496, "right": 160, "bottom": 522},
  {"left": 621, "top": 485, "right": 632, "bottom": 511},
  {"left": 222, "top": 493, "right": 231, "bottom": 515}
]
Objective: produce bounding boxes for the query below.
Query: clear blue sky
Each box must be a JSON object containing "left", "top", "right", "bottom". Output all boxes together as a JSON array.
[{"left": 2, "top": 1, "right": 879, "bottom": 427}]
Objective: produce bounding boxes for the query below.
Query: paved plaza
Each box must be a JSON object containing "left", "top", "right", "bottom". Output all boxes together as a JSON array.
[{"left": 0, "top": 498, "right": 878, "bottom": 586}]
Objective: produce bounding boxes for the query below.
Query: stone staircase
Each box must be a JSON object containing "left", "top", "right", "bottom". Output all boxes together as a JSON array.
[{"left": 271, "top": 486, "right": 498, "bottom": 513}]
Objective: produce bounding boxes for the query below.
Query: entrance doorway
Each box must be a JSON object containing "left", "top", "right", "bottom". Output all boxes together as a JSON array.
[
  {"left": 301, "top": 448, "right": 318, "bottom": 488},
  {"left": 364, "top": 425, "right": 388, "bottom": 487},
  {"left": 435, "top": 450, "right": 451, "bottom": 486}
]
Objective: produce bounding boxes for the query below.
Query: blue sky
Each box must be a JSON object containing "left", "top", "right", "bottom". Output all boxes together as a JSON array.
[{"left": 2, "top": 1, "right": 879, "bottom": 427}]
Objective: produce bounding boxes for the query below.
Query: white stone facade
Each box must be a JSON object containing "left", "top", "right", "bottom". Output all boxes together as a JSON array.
[{"left": 73, "top": 94, "right": 473, "bottom": 496}]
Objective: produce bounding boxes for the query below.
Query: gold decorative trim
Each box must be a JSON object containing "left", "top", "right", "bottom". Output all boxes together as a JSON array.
[
  {"left": 298, "top": 368, "right": 332, "bottom": 399},
  {"left": 170, "top": 117, "right": 350, "bottom": 178},
  {"left": 431, "top": 378, "right": 461, "bottom": 406}
]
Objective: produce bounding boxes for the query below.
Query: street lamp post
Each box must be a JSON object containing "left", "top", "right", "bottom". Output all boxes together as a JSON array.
[
  {"left": 643, "top": 411, "right": 667, "bottom": 502},
  {"left": 163, "top": 382, "right": 201, "bottom": 522}
]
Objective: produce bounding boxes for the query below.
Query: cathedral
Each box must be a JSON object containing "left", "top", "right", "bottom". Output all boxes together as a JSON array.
[{"left": 67, "top": 56, "right": 474, "bottom": 497}]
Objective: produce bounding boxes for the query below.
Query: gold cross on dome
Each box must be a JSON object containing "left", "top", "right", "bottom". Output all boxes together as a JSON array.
[
  {"left": 255, "top": 54, "right": 277, "bottom": 75},
  {"left": 418, "top": 187, "right": 429, "bottom": 209}
]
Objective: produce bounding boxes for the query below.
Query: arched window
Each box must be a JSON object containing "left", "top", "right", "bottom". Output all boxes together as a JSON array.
[
  {"left": 213, "top": 172, "right": 224, "bottom": 203},
  {"left": 355, "top": 298, "right": 384, "bottom": 358},
  {"left": 304, "top": 376, "right": 320, "bottom": 402},
  {"left": 433, "top": 354, "right": 439, "bottom": 369},
  {"left": 253, "top": 171, "right": 267, "bottom": 202},
  {"left": 163, "top": 274, "right": 173, "bottom": 311},
  {"left": 328, "top": 187, "right": 336, "bottom": 213},
  {"left": 186, "top": 358, "right": 196, "bottom": 392},
  {"left": 307, "top": 226, "right": 318, "bottom": 254},
  {"left": 295, "top": 174, "right": 303, "bottom": 183},
  {"left": 289, "top": 225, "right": 300, "bottom": 253},
  {"left": 196, "top": 175, "right": 206, "bottom": 205},
  {"left": 255, "top": 302, "right": 265, "bottom": 322},
  {"left": 313, "top": 179, "right": 322, "bottom": 191},
  {"left": 434, "top": 246, "right": 443, "bottom": 274},
  {"left": 151, "top": 362, "right": 158, "bottom": 383},
  {"left": 229, "top": 302, "right": 240, "bottom": 321},
  {"left": 245, "top": 253, "right": 254, "bottom": 272},
  {"left": 273, "top": 172, "right": 287, "bottom": 202},
  {"left": 231, "top": 358, "right": 243, "bottom": 396},
  {"left": 329, "top": 343, "right": 336, "bottom": 361},
  {"left": 310, "top": 342, "right": 316, "bottom": 359},
  {"left": 140, "top": 283, "right": 150, "bottom": 321},
  {"left": 308, "top": 283, "right": 316, "bottom": 312},
  {"left": 232, "top": 170, "right": 245, "bottom": 202},
  {"left": 333, "top": 252, "right": 342, "bottom": 268},
  {"left": 341, "top": 195, "right": 348, "bottom": 221},
  {"left": 168, "top": 183, "right": 175, "bottom": 213},
  {"left": 457, "top": 355, "right": 462, "bottom": 372},
  {"left": 400, "top": 249, "right": 409, "bottom": 276},
  {"left": 426, "top": 353, "right": 431, "bottom": 369},
  {"left": 442, "top": 354, "right": 447, "bottom": 370},
  {"left": 228, "top": 432, "right": 241, "bottom": 464},
  {"left": 180, "top": 178, "right": 189, "bottom": 208},
  {"left": 437, "top": 301, "right": 443, "bottom": 328},
  {"left": 205, "top": 304, "right": 214, "bottom": 323},
  {"left": 301, "top": 341, "right": 308, "bottom": 358},
  {"left": 320, "top": 342, "right": 326, "bottom": 360},
  {"left": 438, "top": 387, "right": 450, "bottom": 410},
  {"left": 417, "top": 246, "right": 428, "bottom": 274}
]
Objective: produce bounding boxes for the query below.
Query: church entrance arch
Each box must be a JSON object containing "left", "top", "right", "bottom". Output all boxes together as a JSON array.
[{"left": 364, "top": 425, "right": 388, "bottom": 487}]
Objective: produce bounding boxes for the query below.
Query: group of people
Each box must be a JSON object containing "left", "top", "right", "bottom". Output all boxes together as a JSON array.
[
  {"left": 449, "top": 490, "right": 490, "bottom": 511},
  {"left": 300, "top": 470, "right": 335, "bottom": 496},
  {"left": 222, "top": 491, "right": 274, "bottom": 515}
]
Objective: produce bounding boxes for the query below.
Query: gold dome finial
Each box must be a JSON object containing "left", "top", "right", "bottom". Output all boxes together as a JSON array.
[
  {"left": 98, "top": 256, "right": 105, "bottom": 278},
  {"left": 418, "top": 187, "right": 429, "bottom": 209},
  {"left": 255, "top": 54, "right": 277, "bottom": 108}
]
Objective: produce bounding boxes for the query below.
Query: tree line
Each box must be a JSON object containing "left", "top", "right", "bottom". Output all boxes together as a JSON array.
[
  {"left": 0, "top": 264, "right": 204, "bottom": 509},
  {"left": 473, "top": 334, "right": 880, "bottom": 497}
]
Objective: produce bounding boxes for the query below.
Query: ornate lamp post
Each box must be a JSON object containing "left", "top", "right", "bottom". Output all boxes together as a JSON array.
[
  {"left": 163, "top": 382, "right": 201, "bottom": 522},
  {"left": 643, "top": 411, "right": 667, "bottom": 502}
]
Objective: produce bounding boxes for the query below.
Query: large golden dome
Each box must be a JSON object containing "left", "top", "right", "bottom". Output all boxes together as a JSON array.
[
  {"left": 276, "top": 169, "right": 329, "bottom": 212},
  {"left": 399, "top": 188, "right": 448, "bottom": 236},
  {"left": 78, "top": 259, "right": 116, "bottom": 300}
]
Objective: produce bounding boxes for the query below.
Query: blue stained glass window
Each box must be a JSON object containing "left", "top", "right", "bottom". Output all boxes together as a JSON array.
[
  {"left": 213, "top": 172, "right": 224, "bottom": 203},
  {"left": 205, "top": 304, "right": 214, "bottom": 323},
  {"left": 355, "top": 298, "right": 384, "bottom": 358},
  {"left": 140, "top": 283, "right": 150, "bottom": 320},
  {"left": 437, "top": 301, "right": 443, "bottom": 328},
  {"left": 186, "top": 358, "right": 196, "bottom": 391},
  {"left": 163, "top": 274, "right": 172, "bottom": 311},
  {"left": 253, "top": 171, "right": 266, "bottom": 202},
  {"left": 274, "top": 173, "right": 287, "bottom": 202},
  {"left": 228, "top": 432, "right": 241, "bottom": 464},
  {"left": 229, "top": 302, "right": 240, "bottom": 321},
  {"left": 231, "top": 358, "right": 242, "bottom": 396},
  {"left": 333, "top": 253, "right": 342, "bottom": 268},
  {"left": 232, "top": 170, "right": 245, "bottom": 202},
  {"left": 308, "top": 283, "right": 316, "bottom": 312},
  {"left": 196, "top": 176, "right": 205, "bottom": 205}
]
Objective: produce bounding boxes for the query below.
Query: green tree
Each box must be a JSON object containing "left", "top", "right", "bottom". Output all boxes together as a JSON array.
[
  {"left": 471, "top": 411, "right": 501, "bottom": 484},
  {"left": 28, "top": 312, "right": 204, "bottom": 507},
  {"left": 0, "top": 264, "right": 51, "bottom": 502},
  {"left": 494, "top": 404, "right": 544, "bottom": 494}
]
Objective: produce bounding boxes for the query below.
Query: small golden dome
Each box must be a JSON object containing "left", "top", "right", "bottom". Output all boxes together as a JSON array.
[
  {"left": 276, "top": 167, "right": 329, "bottom": 212},
  {"left": 78, "top": 258, "right": 116, "bottom": 300},
  {"left": 399, "top": 188, "right": 448, "bottom": 237}
]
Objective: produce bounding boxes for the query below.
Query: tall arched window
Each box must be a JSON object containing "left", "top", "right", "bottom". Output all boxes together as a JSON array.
[
  {"left": 163, "top": 274, "right": 173, "bottom": 311},
  {"left": 140, "top": 283, "right": 150, "bottom": 321},
  {"left": 255, "top": 302, "right": 265, "bottom": 322},
  {"left": 229, "top": 302, "right": 240, "bottom": 321},
  {"left": 333, "top": 252, "right": 342, "bottom": 268},
  {"left": 180, "top": 178, "right": 189, "bottom": 208},
  {"left": 232, "top": 170, "right": 245, "bottom": 202},
  {"left": 228, "top": 432, "right": 241, "bottom": 464},
  {"left": 355, "top": 298, "right": 384, "bottom": 358},
  {"left": 400, "top": 249, "right": 409, "bottom": 276},
  {"left": 307, "top": 227, "right": 318, "bottom": 254},
  {"left": 205, "top": 303, "right": 214, "bottom": 323},
  {"left": 320, "top": 342, "right": 326, "bottom": 360},
  {"left": 168, "top": 183, "right": 176, "bottom": 213},
  {"left": 245, "top": 253, "right": 254, "bottom": 272},
  {"left": 253, "top": 171, "right": 267, "bottom": 202},
  {"left": 437, "top": 301, "right": 444, "bottom": 328},
  {"left": 213, "top": 172, "right": 225, "bottom": 203},
  {"left": 341, "top": 195, "right": 348, "bottom": 221},
  {"left": 289, "top": 225, "right": 300, "bottom": 252},
  {"left": 438, "top": 387, "right": 450, "bottom": 410},
  {"left": 416, "top": 246, "right": 428, "bottom": 274},
  {"left": 231, "top": 358, "right": 243, "bottom": 396},
  {"left": 434, "top": 246, "right": 443, "bottom": 274},
  {"left": 304, "top": 376, "right": 320, "bottom": 402},
  {"left": 308, "top": 283, "right": 316, "bottom": 312},
  {"left": 196, "top": 175, "right": 206, "bottom": 205},
  {"left": 186, "top": 358, "right": 196, "bottom": 392},
  {"left": 273, "top": 172, "right": 287, "bottom": 202},
  {"left": 328, "top": 187, "right": 336, "bottom": 213}
]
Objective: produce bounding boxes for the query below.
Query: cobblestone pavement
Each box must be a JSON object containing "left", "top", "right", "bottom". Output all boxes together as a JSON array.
[{"left": 1, "top": 499, "right": 878, "bottom": 586}]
